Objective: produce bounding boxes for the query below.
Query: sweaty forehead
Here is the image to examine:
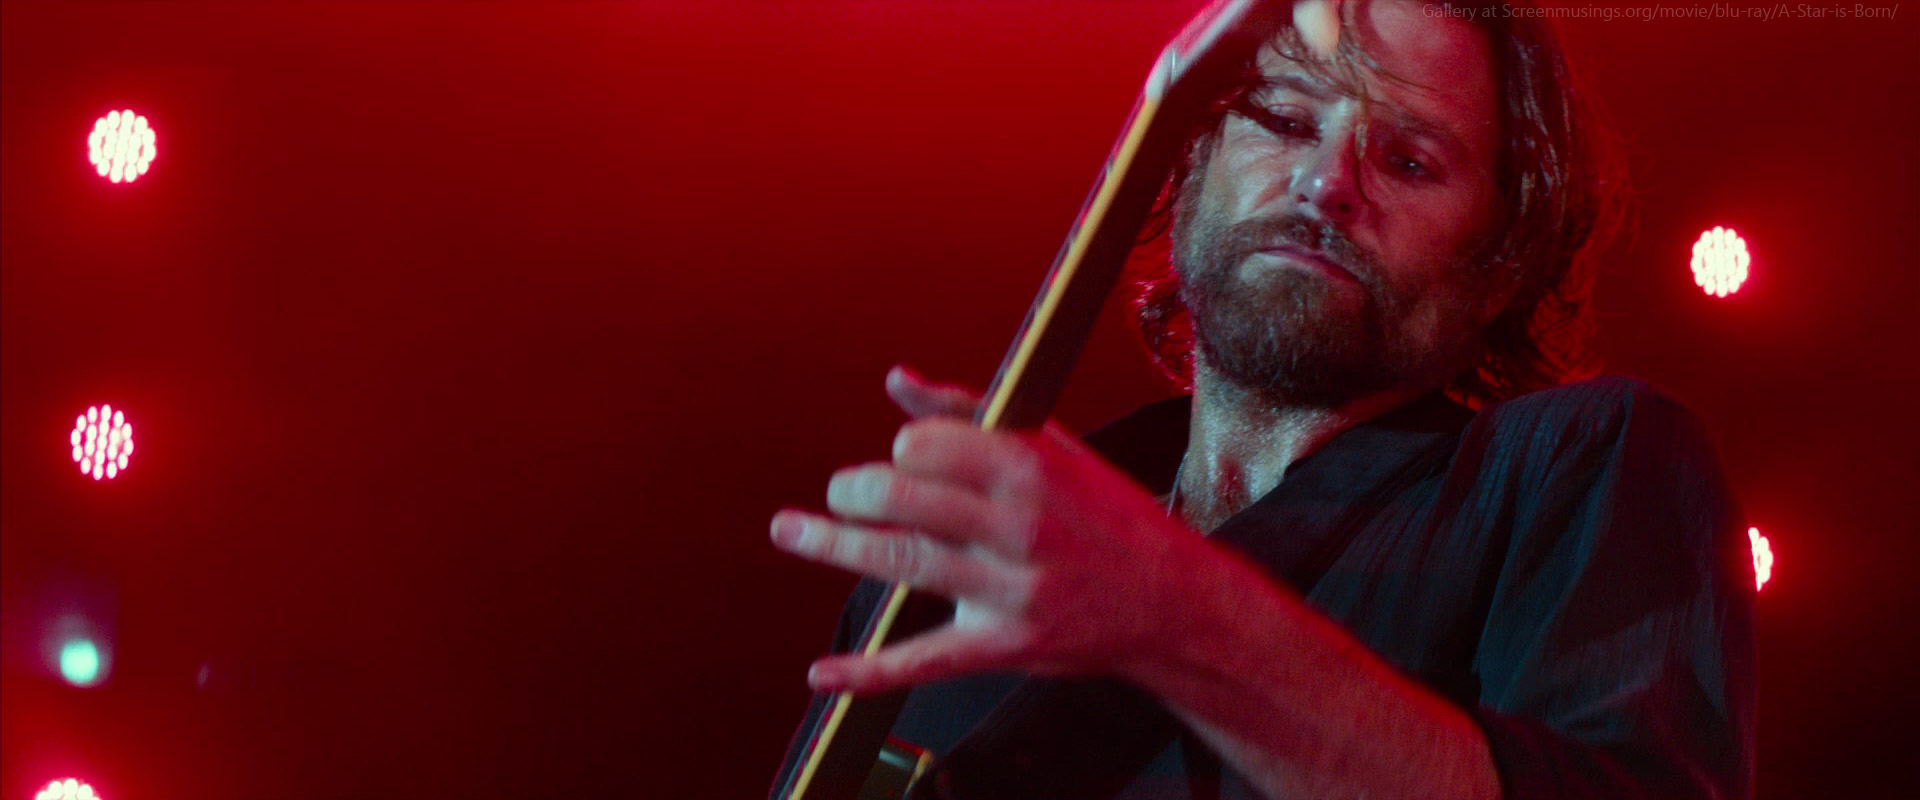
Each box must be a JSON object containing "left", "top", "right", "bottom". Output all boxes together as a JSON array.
[{"left": 1257, "top": 0, "right": 1498, "bottom": 146}]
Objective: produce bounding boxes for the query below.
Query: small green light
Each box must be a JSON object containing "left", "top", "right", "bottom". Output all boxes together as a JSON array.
[{"left": 60, "top": 638, "right": 101, "bottom": 687}]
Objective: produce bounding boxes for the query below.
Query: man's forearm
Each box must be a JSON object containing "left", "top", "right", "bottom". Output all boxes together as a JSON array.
[{"left": 1122, "top": 547, "right": 1502, "bottom": 799}]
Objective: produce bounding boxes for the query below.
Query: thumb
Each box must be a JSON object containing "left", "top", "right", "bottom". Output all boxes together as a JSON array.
[{"left": 809, "top": 624, "right": 1019, "bottom": 694}]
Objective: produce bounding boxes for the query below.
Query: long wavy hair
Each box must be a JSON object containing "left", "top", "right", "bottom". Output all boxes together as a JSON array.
[{"left": 1128, "top": 2, "right": 1625, "bottom": 408}]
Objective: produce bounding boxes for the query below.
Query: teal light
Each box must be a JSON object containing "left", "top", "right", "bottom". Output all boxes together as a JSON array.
[{"left": 59, "top": 638, "right": 101, "bottom": 687}]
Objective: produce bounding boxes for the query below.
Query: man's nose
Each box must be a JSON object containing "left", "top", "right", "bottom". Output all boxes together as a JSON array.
[{"left": 1289, "top": 131, "right": 1363, "bottom": 226}]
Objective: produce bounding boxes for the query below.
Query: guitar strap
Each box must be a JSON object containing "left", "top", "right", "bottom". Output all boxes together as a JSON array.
[{"left": 909, "top": 424, "right": 1463, "bottom": 800}]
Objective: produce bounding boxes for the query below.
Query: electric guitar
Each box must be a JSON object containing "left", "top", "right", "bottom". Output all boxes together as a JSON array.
[{"left": 769, "top": 3, "right": 1287, "bottom": 797}]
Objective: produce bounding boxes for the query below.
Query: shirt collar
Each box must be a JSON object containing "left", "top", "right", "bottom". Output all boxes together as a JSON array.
[
  {"left": 1085, "top": 390, "right": 1474, "bottom": 499},
  {"left": 1086, "top": 390, "right": 1472, "bottom": 589}
]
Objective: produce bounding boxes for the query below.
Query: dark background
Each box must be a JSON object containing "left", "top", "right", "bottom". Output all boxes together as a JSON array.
[{"left": 2, "top": 1, "right": 1915, "bottom": 798}]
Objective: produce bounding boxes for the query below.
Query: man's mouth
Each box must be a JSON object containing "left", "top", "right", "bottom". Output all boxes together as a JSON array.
[{"left": 1252, "top": 244, "right": 1361, "bottom": 285}]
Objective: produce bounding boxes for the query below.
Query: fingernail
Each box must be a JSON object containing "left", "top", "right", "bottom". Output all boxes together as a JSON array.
[
  {"left": 771, "top": 513, "right": 803, "bottom": 547},
  {"left": 808, "top": 661, "right": 840, "bottom": 690}
]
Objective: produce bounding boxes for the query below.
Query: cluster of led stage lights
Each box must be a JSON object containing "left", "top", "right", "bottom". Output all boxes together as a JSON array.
[
  {"left": 87, "top": 110, "right": 156, "bottom": 184},
  {"left": 69, "top": 109, "right": 153, "bottom": 483},
  {"left": 1691, "top": 226, "right": 1751, "bottom": 298},
  {"left": 33, "top": 781, "right": 100, "bottom": 800},
  {"left": 71, "top": 404, "right": 134, "bottom": 480},
  {"left": 24, "top": 110, "right": 162, "bottom": 800}
]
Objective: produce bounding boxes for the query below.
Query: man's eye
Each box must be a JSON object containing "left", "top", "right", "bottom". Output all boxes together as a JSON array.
[
  {"left": 1239, "top": 104, "right": 1317, "bottom": 141},
  {"left": 1386, "top": 152, "right": 1434, "bottom": 180},
  {"left": 1269, "top": 115, "right": 1316, "bottom": 140}
]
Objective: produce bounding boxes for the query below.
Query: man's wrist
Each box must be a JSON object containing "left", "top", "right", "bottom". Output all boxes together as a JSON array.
[{"left": 1120, "top": 541, "right": 1290, "bottom": 696}]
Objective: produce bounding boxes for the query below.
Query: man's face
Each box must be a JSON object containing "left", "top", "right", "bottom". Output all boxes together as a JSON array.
[{"left": 1173, "top": 0, "right": 1505, "bottom": 407}]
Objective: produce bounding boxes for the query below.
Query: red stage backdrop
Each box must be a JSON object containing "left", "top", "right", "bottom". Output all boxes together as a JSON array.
[{"left": 2, "top": 2, "right": 1915, "bottom": 798}]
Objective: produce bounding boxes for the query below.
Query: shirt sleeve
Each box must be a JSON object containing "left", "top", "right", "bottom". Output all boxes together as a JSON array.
[{"left": 1468, "top": 378, "right": 1757, "bottom": 800}]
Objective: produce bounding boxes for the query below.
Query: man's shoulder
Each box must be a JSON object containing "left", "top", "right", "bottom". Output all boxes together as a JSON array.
[
  {"left": 1472, "top": 375, "right": 1709, "bottom": 445},
  {"left": 1458, "top": 376, "right": 1732, "bottom": 502}
]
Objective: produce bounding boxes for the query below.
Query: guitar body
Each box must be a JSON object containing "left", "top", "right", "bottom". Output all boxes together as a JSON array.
[{"left": 769, "top": 3, "right": 1285, "bottom": 797}]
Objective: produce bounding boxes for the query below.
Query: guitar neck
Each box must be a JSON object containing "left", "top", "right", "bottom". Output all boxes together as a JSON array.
[{"left": 977, "top": 1, "right": 1277, "bottom": 434}]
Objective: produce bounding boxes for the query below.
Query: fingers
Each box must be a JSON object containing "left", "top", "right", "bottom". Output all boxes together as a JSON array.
[
  {"left": 892, "top": 417, "right": 1040, "bottom": 499},
  {"left": 886, "top": 365, "right": 980, "bottom": 420},
  {"left": 807, "top": 624, "right": 1023, "bottom": 694},
  {"left": 887, "top": 364, "right": 1081, "bottom": 455},
  {"left": 826, "top": 462, "right": 1002, "bottom": 541},
  {"left": 771, "top": 511, "right": 1020, "bottom": 600},
  {"left": 1293, "top": 0, "right": 1343, "bottom": 60}
]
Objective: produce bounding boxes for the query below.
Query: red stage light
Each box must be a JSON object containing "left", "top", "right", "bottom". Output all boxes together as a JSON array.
[
  {"left": 1690, "top": 226, "right": 1750, "bottom": 298},
  {"left": 86, "top": 110, "right": 157, "bottom": 183},
  {"left": 70, "top": 404, "right": 134, "bottom": 481},
  {"left": 34, "top": 779, "right": 100, "bottom": 800},
  {"left": 1748, "top": 527, "right": 1774, "bottom": 591}
]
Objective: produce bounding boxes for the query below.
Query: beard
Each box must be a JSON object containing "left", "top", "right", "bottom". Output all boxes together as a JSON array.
[{"left": 1172, "top": 201, "right": 1420, "bottom": 409}]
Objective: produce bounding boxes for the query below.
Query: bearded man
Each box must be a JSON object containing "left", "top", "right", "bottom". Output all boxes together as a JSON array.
[{"left": 770, "top": 1, "right": 1756, "bottom": 797}]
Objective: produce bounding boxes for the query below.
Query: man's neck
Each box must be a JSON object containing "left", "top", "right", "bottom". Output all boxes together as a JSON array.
[{"left": 1178, "top": 360, "right": 1423, "bottom": 532}]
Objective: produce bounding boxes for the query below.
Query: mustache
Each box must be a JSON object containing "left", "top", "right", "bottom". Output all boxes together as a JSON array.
[{"left": 1214, "top": 214, "right": 1384, "bottom": 289}]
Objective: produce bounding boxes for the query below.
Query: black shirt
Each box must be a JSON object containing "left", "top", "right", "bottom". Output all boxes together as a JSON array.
[{"left": 796, "top": 377, "right": 1756, "bottom": 799}]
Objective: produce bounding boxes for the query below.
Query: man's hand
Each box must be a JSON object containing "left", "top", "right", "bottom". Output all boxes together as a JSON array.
[
  {"left": 770, "top": 365, "right": 1212, "bottom": 694},
  {"left": 770, "top": 366, "right": 1502, "bottom": 798}
]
